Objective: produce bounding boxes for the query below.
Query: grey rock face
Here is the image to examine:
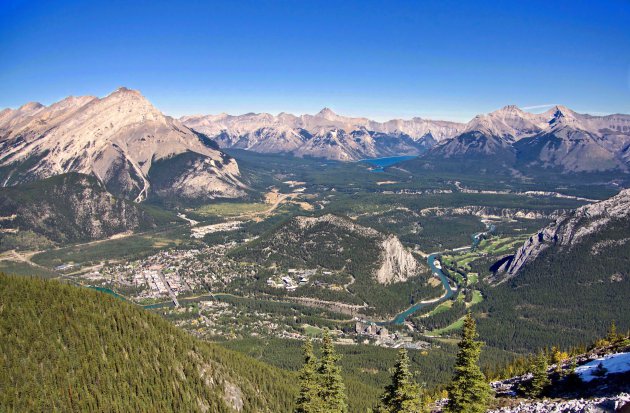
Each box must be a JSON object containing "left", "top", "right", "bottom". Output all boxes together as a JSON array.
[{"left": 498, "top": 189, "right": 630, "bottom": 279}]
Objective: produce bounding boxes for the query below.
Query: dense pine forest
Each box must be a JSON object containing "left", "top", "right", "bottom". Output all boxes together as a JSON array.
[{"left": 0, "top": 274, "right": 296, "bottom": 412}]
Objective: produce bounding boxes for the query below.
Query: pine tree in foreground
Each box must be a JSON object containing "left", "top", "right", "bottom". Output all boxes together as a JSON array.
[
  {"left": 295, "top": 339, "right": 322, "bottom": 413},
  {"left": 317, "top": 331, "right": 348, "bottom": 413},
  {"left": 444, "top": 313, "right": 492, "bottom": 413},
  {"left": 523, "top": 351, "right": 550, "bottom": 398},
  {"left": 377, "top": 348, "right": 425, "bottom": 413}
]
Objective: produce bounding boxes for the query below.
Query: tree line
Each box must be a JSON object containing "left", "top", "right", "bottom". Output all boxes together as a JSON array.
[{"left": 295, "top": 313, "right": 492, "bottom": 413}]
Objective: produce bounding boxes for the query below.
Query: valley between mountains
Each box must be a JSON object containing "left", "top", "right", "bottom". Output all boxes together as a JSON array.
[{"left": 2, "top": 88, "right": 629, "bottom": 412}]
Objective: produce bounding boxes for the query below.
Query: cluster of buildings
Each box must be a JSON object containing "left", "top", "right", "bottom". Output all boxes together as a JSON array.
[
  {"left": 190, "top": 221, "right": 243, "bottom": 239},
  {"left": 78, "top": 243, "right": 256, "bottom": 303},
  {"left": 267, "top": 268, "right": 317, "bottom": 291},
  {"left": 355, "top": 320, "right": 430, "bottom": 350}
]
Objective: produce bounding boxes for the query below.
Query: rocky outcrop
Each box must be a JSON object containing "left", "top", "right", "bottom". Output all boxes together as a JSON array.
[
  {"left": 376, "top": 235, "right": 419, "bottom": 284},
  {"left": 418, "top": 205, "right": 563, "bottom": 220},
  {"left": 497, "top": 189, "right": 630, "bottom": 279},
  {"left": 242, "top": 214, "right": 424, "bottom": 284},
  {"left": 0, "top": 87, "right": 246, "bottom": 202},
  {"left": 487, "top": 394, "right": 630, "bottom": 413}
]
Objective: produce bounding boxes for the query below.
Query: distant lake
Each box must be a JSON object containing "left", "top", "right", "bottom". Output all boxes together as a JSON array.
[{"left": 360, "top": 156, "right": 416, "bottom": 172}]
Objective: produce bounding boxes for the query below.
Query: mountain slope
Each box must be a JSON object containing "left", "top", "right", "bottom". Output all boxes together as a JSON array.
[
  {"left": 0, "top": 88, "right": 246, "bottom": 202},
  {"left": 514, "top": 110, "right": 626, "bottom": 172},
  {"left": 476, "top": 190, "right": 630, "bottom": 352},
  {"left": 0, "top": 173, "right": 178, "bottom": 250},
  {"left": 0, "top": 274, "right": 296, "bottom": 412},
  {"left": 496, "top": 188, "right": 630, "bottom": 279}
]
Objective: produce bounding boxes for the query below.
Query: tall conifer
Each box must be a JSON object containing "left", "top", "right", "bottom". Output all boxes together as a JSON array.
[
  {"left": 377, "top": 348, "right": 425, "bottom": 413},
  {"left": 445, "top": 313, "right": 492, "bottom": 413},
  {"left": 318, "top": 331, "right": 347, "bottom": 413},
  {"left": 295, "top": 339, "right": 322, "bottom": 413}
]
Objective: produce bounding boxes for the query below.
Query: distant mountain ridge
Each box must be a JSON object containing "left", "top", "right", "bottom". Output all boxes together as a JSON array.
[
  {"left": 181, "top": 108, "right": 465, "bottom": 161},
  {"left": 0, "top": 87, "right": 246, "bottom": 202},
  {"left": 429, "top": 105, "right": 630, "bottom": 173},
  {"left": 182, "top": 104, "right": 630, "bottom": 170},
  {"left": 3, "top": 90, "right": 629, "bottom": 175}
]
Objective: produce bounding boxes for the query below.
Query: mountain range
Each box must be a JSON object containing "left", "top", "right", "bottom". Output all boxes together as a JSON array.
[
  {"left": 183, "top": 104, "right": 630, "bottom": 172},
  {"left": 430, "top": 105, "right": 630, "bottom": 172},
  {"left": 181, "top": 108, "right": 464, "bottom": 161},
  {"left": 2, "top": 88, "right": 630, "bottom": 206}
]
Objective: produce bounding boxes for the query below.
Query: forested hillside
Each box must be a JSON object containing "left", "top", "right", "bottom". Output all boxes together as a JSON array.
[
  {"left": 477, "top": 214, "right": 630, "bottom": 352},
  {"left": 0, "top": 274, "right": 296, "bottom": 412},
  {"left": 0, "top": 173, "right": 179, "bottom": 251}
]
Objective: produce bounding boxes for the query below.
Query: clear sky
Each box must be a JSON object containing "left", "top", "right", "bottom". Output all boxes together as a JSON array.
[{"left": 1, "top": 0, "right": 629, "bottom": 122}]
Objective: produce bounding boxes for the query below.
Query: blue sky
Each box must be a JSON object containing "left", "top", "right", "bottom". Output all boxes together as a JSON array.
[{"left": 1, "top": 0, "right": 629, "bottom": 122}]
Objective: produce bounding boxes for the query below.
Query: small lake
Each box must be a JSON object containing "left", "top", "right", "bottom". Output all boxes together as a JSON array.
[{"left": 360, "top": 156, "right": 417, "bottom": 172}]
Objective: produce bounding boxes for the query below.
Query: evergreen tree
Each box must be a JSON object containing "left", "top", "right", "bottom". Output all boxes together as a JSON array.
[
  {"left": 377, "top": 348, "right": 425, "bottom": 413},
  {"left": 606, "top": 320, "right": 620, "bottom": 344},
  {"left": 524, "top": 351, "right": 550, "bottom": 398},
  {"left": 564, "top": 357, "right": 583, "bottom": 387},
  {"left": 295, "top": 339, "right": 322, "bottom": 413},
  {"left": 317, "top": 331, "right": 347, "bottom": 413},
  {"left": 444, "top": 313, "right": 492, "bottom": 413},
  {"left": 592, "top": 362, "right": 608, "bottom": 378}
]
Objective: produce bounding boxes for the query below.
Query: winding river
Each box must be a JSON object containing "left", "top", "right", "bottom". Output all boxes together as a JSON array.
[
  {"left": 387, "top": 222, "right": 496, "bottom": 325},
  {"left": 388, "top": 254, "right": 456, "bottom": 325}
]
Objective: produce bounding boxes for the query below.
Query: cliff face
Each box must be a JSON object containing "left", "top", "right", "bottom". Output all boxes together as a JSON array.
[
  {"left": 375, "top": 235, "right": 419, "bottom": 284},
  {"left": 496, "top": 189, "right": 630, "bottom": 279},
  {"left": 0, "top": 173, "right": 176, "bottom": 248}
]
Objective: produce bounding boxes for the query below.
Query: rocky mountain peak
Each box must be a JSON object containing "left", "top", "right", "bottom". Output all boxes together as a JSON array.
[
  {"left": 0, "top": 88, "right": 246, "bottom": 202},
  {"left": 18, "top": 102, "right": 44, "bottom": 111},
  {"left": 495, "top": 104, "right": 524, "bottom": 115},
  {"left": 316, "top": 107, "right": 338, "bottom": 119},
  {"left": 548, "top": 106, "right": 580, "bottom": 129}
]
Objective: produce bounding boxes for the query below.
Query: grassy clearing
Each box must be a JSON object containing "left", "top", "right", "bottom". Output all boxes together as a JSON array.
[
  {"left": 302, "top": 324, "right": 324, "bottom": 337},
  {"left": 468, "top": 290, "right": 484, "bottom": 306},
  {"left": 194, "top": 202, "right": 268, "bottom": 217},
  {"left": 443, "top": 235, "right": 532, "bottom": 271},
  {"left": 428, "top": 316, "right": 465, "bottom": 336},
  {"left": 423, "top": 300, "right": 453, "bottom": 317}
]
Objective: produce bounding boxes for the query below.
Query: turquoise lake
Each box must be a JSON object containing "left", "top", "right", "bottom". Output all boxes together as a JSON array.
[{"left": 360, "top": 155, "right": 416, "bottom": 172}]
